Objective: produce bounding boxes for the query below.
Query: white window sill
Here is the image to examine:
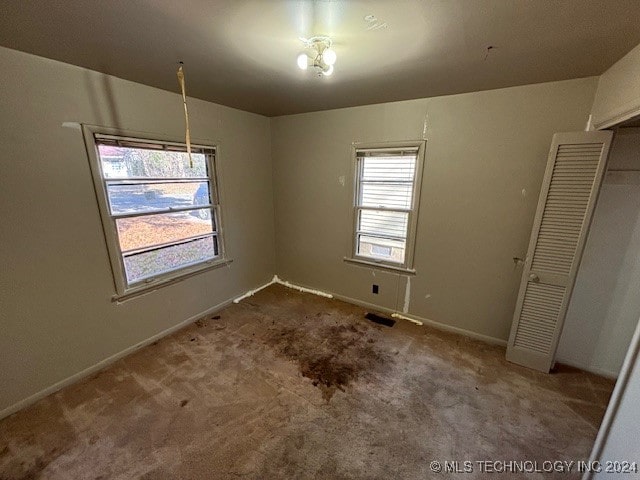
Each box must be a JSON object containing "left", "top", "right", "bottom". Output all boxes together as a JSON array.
[
  {"left": 113, "top": 258, "right": 233, "bottom": 303},
  {"left": 343, "top": 257, "right": 416, "bottom": 275}
]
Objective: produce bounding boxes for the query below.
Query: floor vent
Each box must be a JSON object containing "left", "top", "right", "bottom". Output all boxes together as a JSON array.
[{"left": 365, "top": 313, "right": 396, "bottom": 327}]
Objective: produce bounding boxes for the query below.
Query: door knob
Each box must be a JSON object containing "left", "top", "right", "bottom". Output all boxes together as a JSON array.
[{"left": 529, "top": 273, "right": 540, "bottom": 282}]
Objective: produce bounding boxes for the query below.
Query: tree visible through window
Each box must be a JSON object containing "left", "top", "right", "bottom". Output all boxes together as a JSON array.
[{"left": 87, "top": 132, "right": 225, "bottom": 296}]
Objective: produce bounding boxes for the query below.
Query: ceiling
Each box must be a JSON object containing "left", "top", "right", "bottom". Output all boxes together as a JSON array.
[{"left": 2, "top": 1, "right": 640, "bottom": 117}]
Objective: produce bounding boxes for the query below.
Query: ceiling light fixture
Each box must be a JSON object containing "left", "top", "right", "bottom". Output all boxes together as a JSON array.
[{"left": 297, "top": 36, "right": 336, "bottom": 77}]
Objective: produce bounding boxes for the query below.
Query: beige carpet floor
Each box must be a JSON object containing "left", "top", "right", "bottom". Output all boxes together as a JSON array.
[{"left": 0, "top": 285, "right": 615, "bottom": 479}]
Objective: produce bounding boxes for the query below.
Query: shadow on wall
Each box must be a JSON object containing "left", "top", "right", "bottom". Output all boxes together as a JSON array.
[
  {"left": 558, "top": 181, "right": 640, "bottom": 377},
  {"left": 83, "top": 69, "right": 122, "bottom": 129}
]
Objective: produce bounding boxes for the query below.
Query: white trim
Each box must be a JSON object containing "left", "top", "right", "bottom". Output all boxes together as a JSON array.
[
  {"left": 1, "top": 275, "right": 508, "bottom": 420},
  {"left": 250, "top": 275, "right": 506, "bottom": 345},
  {"left": 0, "top": 296, "right": 235, "bottom": 420},
  {"left": 356, "top": 146, "right": 420, "bottom": 154},
  {"left": 343, "top": 257, "right": 416, "bottom": 275},
  {"left": 233, "top": 276, "right": 278, "bottom": 303},
  {"left": 327, "top": 291, "right": 506, "bottom": 346},
  {"left": 114, "top": 258, "right": 233, "bottom": 303},
  {"left": 82, "top": 124, "right": 227, "bottom": 299},
  {"left": 348, "top": 140, "right": 426, "bottom": 272},
  {"left": 585, "top": 317, "right": 640, "bottom": 478},
  {"left": 391, "top": 313, "right": 423, "bottom": 326},
  {"left": 585, "top": 114, "right": 594, "bottom": 132},
  {"left": 402, "top": 276, "right": 411, "bottom": 314},
  {"left": 273, "top": 275, "right": 333, "bottom": 298},
  {"left": 593, "top": 102, "right": 640, "bottom": 130},
  {"left": 233, "top": 276, "right": 501, "bottom": 344},
  {"left": 233, "top": 275, "right": 334, "bottom": 303}
]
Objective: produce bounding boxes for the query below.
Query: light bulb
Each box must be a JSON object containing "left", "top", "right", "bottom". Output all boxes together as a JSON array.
[
  {"left": 322, "top": 64, "right": 334, "bottom": 76},
  {"left": 323, "top": 48, "right": 337, "bottom": 66},
  {"left": 297, "top": 53, "right": 308, "bottom": 70}
]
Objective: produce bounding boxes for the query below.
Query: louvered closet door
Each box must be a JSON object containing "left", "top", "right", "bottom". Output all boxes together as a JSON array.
[{"left": 506, "top": 131, "right": 613, "bottom": 372}]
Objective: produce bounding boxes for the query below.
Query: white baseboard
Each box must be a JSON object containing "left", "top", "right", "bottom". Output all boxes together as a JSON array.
[
  {"left": 330, "top": 292, "right": 507, "bottom": 347},
  {"left": 258, "top": 276, "right": 624, "bottom": 377},
  {"left": 0, "top": 296, "right": 235, "bottom": 420},
  {"left": 255, "top": 275, "right": 508, "bottom": 347},
  {"left": 1, "top": 275, "right": 508, "bottom": 420}
]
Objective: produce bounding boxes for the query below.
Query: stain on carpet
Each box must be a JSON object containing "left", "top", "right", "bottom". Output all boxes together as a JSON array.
[
  {"left": 264, "top": 322, "right": 392, "bottom": 401},
  {"left": 0, "top": 285, "right": 615, "bottom": 480},
  {"left": 0, "top": 402, "right": 77, "bottom": 480}
]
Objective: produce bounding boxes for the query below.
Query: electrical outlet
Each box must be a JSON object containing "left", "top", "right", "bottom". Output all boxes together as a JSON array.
[{"left": 372, "top": 284, "right": 379, "bottom": 294}]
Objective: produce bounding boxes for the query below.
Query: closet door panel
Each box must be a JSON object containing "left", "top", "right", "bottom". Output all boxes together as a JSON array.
[{"left": 506, "top": 131, "right": 613, "bottom": 372}]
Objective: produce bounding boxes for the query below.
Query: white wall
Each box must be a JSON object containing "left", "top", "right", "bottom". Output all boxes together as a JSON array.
[
  {"left": 585, "top": 40, "right": 640, "bottom": 472},
  {"left": 557, "top": 131, "right": 640, "bottom": 378},
  {"left": 1, "top": 36, "right": 636, "bottom": 422},
  {"left": 271, "top": 78, "right": 598, "bottom": 344},
  {"left": 0, "top": 47, "right": 276, "bottom": 416},
  {"left": 591, "top": 43, "right": 640, "bottom": 129},
  {"left": 596, "top": 357, "right": 640, "bottom": 475},
  {"left": 589, "top": 317, "right": 640, "bottom": 478}
]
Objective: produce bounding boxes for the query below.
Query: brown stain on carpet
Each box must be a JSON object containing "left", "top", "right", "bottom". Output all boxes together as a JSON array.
[
  {"left": 264, "top": 322, "right": 392, "bottom": 401},
  {"left": 0, "top": 402, "right": 77, "bottom": 480},
  {"left": 0, "top": 285, "right": 615, "bottom": 479}
]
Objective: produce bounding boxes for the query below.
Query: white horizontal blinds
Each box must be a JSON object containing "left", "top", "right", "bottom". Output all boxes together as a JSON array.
[
  {"left": 530, "top": 143, "right": 604, "bottom": 275},
  {"left": 94, "top": 134, "right": 213, "bottom": 154},
  {"left": 359, "top": 210, "right": 408, "bottom": 238},
  {"left": 94, "top": 135, "right": 221, "bottom": 286},
  {"left": 355, "top": 149, "right": 417, "bottom": 264},
  {"left": 513, "top": 282, "right": 566, "bottom": 354},
  {"left": 359, "top": 153, "right": 416, "bottom": 209},
  {"left": 506, "top": 131, "right": 612, "bottom": 372}
]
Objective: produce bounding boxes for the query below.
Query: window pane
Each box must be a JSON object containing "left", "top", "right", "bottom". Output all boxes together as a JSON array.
[
  {"left": 360, "top": 182, "right": 412, "bottom": 209},
  {"left": 116, "top": 210, "right": 214, "bottom": 253},
  {"left": 361, "top": 156, "right": 416, "bottom": 182},
  {"left": 357, "top": 235, "right": 406, "bottom": 264},
  {"left": 98, "top": 144, "right": 208, "bottom": 179},
  {"left": 107, "top": 182, "right": 211, "bottom": 215},
  {"left": 358, "top": 209, "right": 408, "bottom": 239},
  {"left": 123, "top": 236, "right": 217, "bottom": 284}
]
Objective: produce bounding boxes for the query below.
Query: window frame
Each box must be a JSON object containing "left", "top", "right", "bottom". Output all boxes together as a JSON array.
[
  {"left": 345, "top": 140, "right": 426, "bottom": 274},
  {"left": 82, "top": 125, "right": 230, "bottom": 301}
]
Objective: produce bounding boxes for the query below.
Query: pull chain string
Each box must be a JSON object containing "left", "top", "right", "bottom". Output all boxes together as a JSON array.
[{"left": 176, "top": 64, "right": 193, "bottom": 168}]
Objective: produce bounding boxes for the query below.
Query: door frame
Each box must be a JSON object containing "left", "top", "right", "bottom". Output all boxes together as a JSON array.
[
  {"left": 584, "top": 121, "right": 640, "bottom": 477},
  {"left": 586, "top": 317, "right": 640, "bottom": 478}
]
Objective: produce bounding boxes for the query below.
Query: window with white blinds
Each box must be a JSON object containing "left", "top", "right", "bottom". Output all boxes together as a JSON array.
[{"left": 350, "top": 144, "right": 424, "bottom": 271}]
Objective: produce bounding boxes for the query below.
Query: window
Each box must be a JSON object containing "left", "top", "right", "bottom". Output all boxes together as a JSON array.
[
  {"left": 84, "top": 127, "right": 227, "bottom": 298},
  {"left": 347, "top": 142, "right": 425, "bottom": 272}
]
